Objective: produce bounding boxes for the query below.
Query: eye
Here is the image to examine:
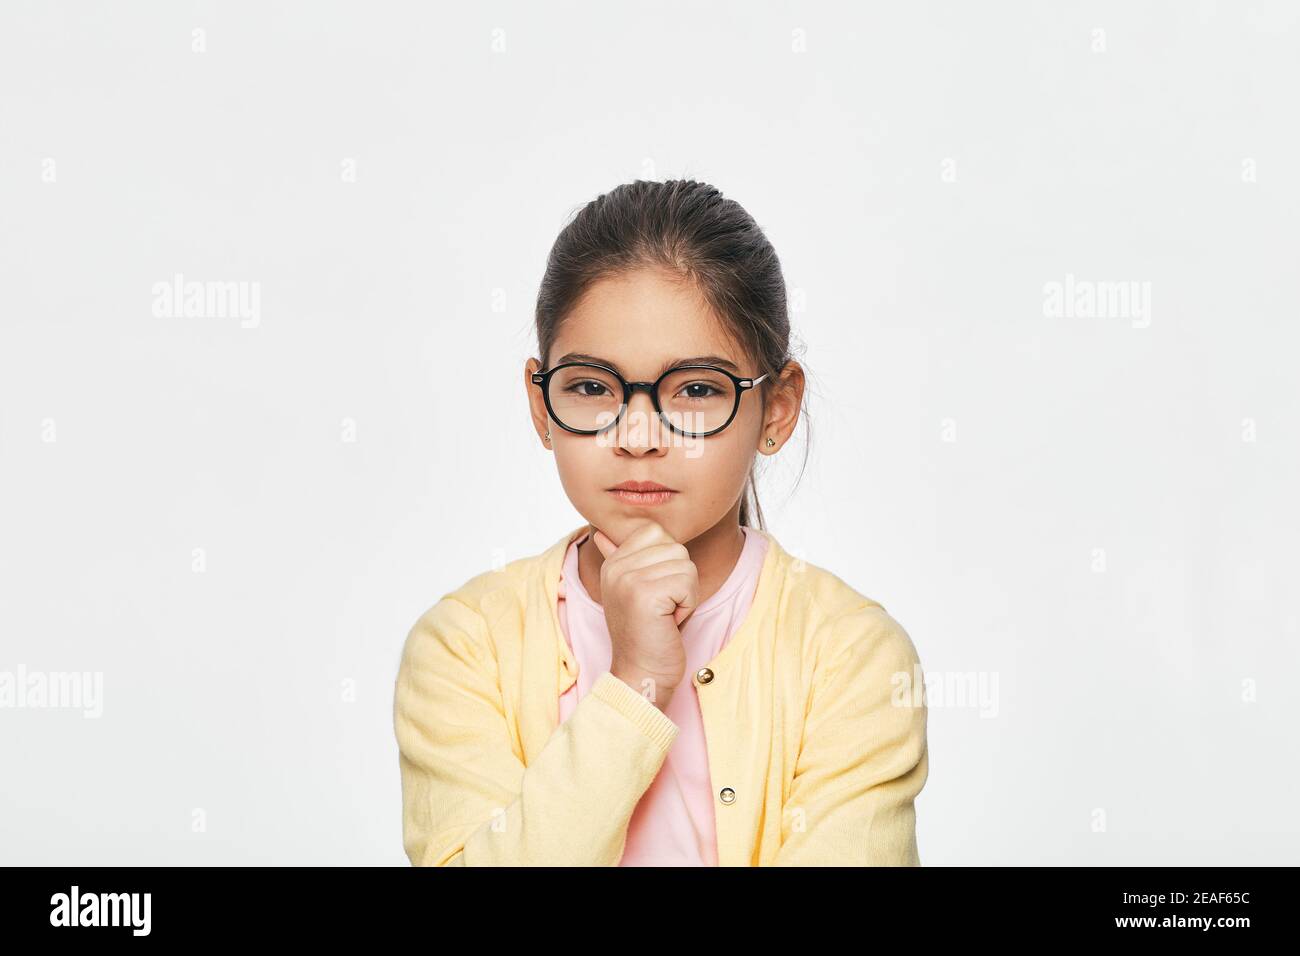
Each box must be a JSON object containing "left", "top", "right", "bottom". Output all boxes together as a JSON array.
[
  {"left": 564, "top": 379, "right": 613, "bottom": 398},
  {"left": 674, "top": 381, "right": 723, "bottom": 400}
]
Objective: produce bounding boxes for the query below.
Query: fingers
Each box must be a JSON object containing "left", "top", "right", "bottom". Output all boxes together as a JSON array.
[
  {"left": 626, "top": 558, "right": 697, "bottom": 585},
  {"left": 592, "top": 520, "right": 678, "bottom": 566},
  {"left": 605, "top": 542, "right": 690, "bottom": 576},
  {"left": 626, "top": 564, "right": 699, "bottom": 618},
  {"left": 591, "top": 521, "right": 697, "bottom": 622},
  {"left": 591, "top": 529, "right": 616, "bottom": 559},
  {"left": 596, "top": 519, "right": 674, "bottom": 555}
]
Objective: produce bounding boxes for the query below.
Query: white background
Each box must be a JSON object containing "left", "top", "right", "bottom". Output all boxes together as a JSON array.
[{"left": 1, "top": 1, "right": 1297, "bottom": 865}]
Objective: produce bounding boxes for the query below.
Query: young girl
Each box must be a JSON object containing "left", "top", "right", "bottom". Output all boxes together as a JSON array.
[{"left": 393, "top": 179, "right": 928, "bottom": 866}]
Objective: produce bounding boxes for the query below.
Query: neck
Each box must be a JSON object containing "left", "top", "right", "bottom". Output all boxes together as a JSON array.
[{"left": 577, "top": 507, "right": 747, "bottom": 608}]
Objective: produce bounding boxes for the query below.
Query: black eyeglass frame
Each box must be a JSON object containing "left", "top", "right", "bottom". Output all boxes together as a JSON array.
[{"left": 531, "top": 362, "right": 770, "bottom": 438}]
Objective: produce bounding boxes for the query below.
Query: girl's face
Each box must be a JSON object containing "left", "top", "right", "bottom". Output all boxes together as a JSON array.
[{"left": 526, "top": 267, "right": 797, "bottom": 546}]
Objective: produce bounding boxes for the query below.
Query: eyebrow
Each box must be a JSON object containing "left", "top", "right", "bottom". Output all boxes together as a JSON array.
[{"left": 552, "top": 352, "right": 743, "bottom": 377}]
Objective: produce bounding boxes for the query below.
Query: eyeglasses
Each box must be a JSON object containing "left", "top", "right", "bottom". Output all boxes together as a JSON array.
[{"left": 531, "top": 362, "right": 770, "bottom": 438}]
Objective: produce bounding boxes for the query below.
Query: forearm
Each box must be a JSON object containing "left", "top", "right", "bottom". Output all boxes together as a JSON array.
[{"left": 404, "top": 671, "right": 679, "bottom": 866}]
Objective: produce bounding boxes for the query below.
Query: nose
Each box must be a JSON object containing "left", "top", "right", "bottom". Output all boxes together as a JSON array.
[{"left": 616, "top": 383, "right": 665, "bottom": 454}]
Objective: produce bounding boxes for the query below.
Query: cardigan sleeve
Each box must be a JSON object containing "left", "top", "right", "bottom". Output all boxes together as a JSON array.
[
  {"left": 393, "top": 594, "right": 680, "bottom": 866},
  {"left": 773, "top": 604, "right": 929, "bottom": 866}
]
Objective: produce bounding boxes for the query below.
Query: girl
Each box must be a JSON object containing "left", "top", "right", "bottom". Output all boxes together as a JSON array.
[{"left": 393, "top": 179, "right": 928, "bottom": 866}]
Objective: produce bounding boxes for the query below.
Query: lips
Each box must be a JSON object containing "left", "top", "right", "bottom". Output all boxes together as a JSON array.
[
  {"left": 609, "top": 481, "right": 676, "bottom": 493},
  {"left": 607, "top": 481, "right": 677, "bottom": 506}
]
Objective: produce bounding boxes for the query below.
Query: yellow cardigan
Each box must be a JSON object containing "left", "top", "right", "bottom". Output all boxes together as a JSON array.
[{"left": 393, "top": 522, "right": 929, "bottom": 866}]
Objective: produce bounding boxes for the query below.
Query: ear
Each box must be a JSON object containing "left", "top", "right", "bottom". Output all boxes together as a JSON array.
[
  {"left": 759, "top": 360, "right": 805, "bottom": 453},
  {"left": 524, "top": 358, "right": 552, "bottom": 447}
]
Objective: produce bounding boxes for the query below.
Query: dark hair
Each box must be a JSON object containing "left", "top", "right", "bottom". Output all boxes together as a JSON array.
[{"left": 533, "top": 179, "right": 810, "bottom": 531}]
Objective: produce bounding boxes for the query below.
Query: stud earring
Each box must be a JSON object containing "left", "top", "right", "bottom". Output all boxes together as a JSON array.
[
  {"left": 765, "top": 437, "right": 775, "bottom": 448},
  {"left": 544, "top": 430, "right": 551, "bottom": 444}
]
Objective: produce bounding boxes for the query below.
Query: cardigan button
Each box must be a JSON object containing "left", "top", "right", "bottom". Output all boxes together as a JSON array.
[
  {"left": 719, "top": 787, "right": 736, "bottom": 805},
  {"left": 695, "top": 667, "right": 714, "bottom": 685}
]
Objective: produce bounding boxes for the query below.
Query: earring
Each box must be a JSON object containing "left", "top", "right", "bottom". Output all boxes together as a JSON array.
[
  {"left": 765, "top": 437, "right": 775, "bottom": 448},
  {"left": 544, "top": 430, "right": 551, "bottom": 444}
]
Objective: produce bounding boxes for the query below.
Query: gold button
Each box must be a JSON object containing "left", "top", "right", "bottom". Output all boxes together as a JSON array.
[
  {"left": 695, "top": 667, "right": 714, "bottom": 685},
  {"left": 719, "top": 787, "right": 736, "bottom": 805}
]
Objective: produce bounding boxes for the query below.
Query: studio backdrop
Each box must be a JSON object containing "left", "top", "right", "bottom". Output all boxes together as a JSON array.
[{"left": 1, "top": 1, "right": 1296, "bottom": 864}]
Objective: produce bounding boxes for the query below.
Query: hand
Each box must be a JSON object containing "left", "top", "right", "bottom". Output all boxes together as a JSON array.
[{"left": 590, "top": 520, "right": 699, "bottom": 711}]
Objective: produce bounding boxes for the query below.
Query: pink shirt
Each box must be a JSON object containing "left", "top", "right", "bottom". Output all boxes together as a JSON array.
[{"left": 556, "top": 526, "right": 770, "bottom": 866}]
